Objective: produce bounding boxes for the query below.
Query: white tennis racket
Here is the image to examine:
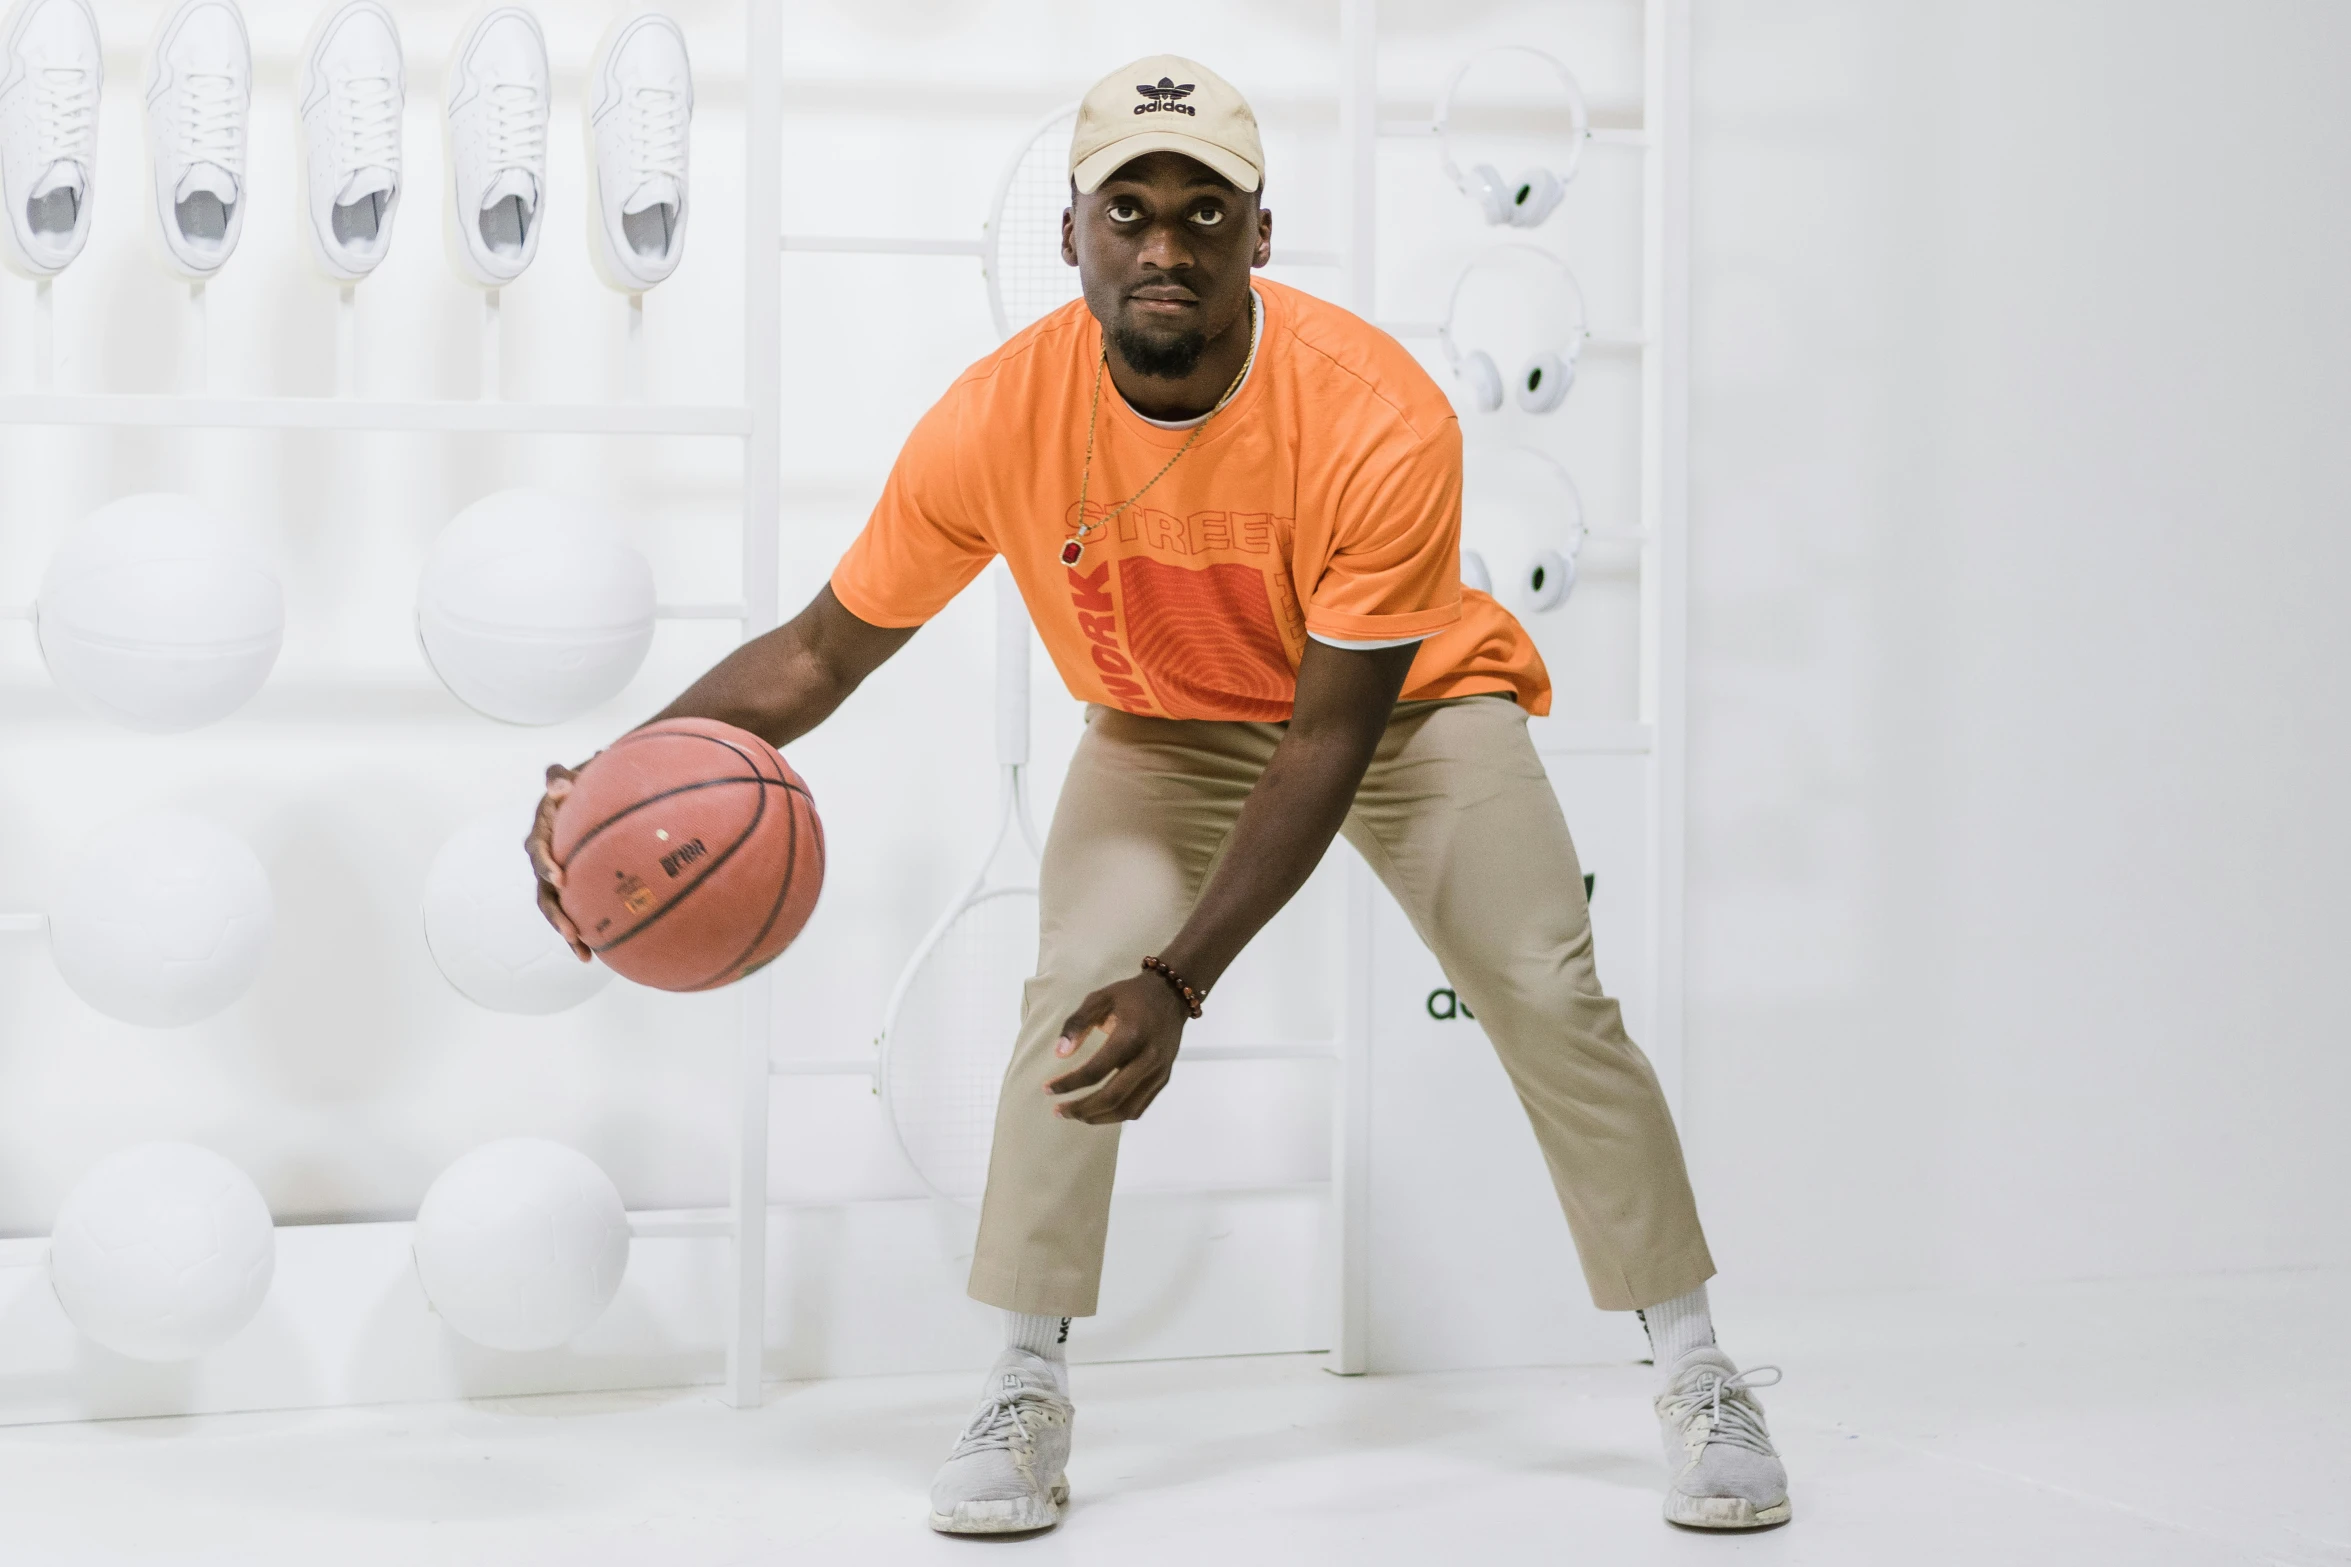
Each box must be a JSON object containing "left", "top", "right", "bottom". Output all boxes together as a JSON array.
[
  {"left": 876, "top": 567, "right": 1043, "bottom": 1205},
  {"left": 982, "top": 102, "right": 1084, "bottom": 341}
]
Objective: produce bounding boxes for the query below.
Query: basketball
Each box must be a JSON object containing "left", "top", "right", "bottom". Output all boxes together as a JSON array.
[{"left": 550, "top": 718, "right": 824, "bottom": 991}]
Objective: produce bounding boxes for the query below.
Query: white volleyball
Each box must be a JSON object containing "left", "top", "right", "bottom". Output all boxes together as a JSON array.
[
  {"left": 37, "top": 493, "right": 283, "bottom": 733},
  {"left": 412, "top": 1139, "right": 630, "bottom": 1352},
  {"left": 416, "top": 490, "right": 656, "bottom": 726},
  {"left": 423, "top": 812, "right": 612, "bottom": 1015},
  {"left": 49, "top": 811, "right": 274, "bottom": 1027},
  {"left": 48, "top": 1143, "right": 277, "bottom": 1361}
]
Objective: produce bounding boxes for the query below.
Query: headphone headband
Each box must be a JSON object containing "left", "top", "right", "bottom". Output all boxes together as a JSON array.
[
  {"left": 1435, "top": 45, "right": 1590, "bottom": 199},
  {"left": 1436, "top": 244, "right": 1591, "bottom": 363}
]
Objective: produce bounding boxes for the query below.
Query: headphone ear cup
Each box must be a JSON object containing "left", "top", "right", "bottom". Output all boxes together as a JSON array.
[
  {"left": 1526, "top": 549, "right": 1575, "bottom": 612},
  {"left": 1508, "top": 167, "right": 1565, "bottom": 228},
  {"left": 1467, "top": 163, "right": 1512, "bottom": 225},
  {"left": 1460, "top": 547, "right": 1494, "bottom": 596},
  {"left": 1516, "top": 351, "right": 1573, "bottom": 413},
  {"left": 1459, "top": 350, "right": 1505, "bottom": 414}
]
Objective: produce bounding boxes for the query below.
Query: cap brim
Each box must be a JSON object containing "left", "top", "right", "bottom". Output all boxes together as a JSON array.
[{"left": 1072, "top": 131, "right": 1262, "bottom": 195}]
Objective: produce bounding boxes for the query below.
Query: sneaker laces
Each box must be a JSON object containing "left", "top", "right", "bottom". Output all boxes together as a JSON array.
[
  {"left": 175, "top": 68, "right": 245, "bottom": 178},
  {"left": 34, "top": 64, "right": 98, "bottom": 171},
  {"left": 1660, "top": 1362, "right": 1782, "bottom": 1457},
  {"left": 624, "top": 83, "right": 685, "bottom": 196},
  {"left": 330, "top": 71, "right": 399, "bottom": 180},
  {"left": 484, "top": 76, "right": 546, "bottom": 180},
  {"left": 948, "top": 1379, "right": 1062, "bottom": 1461}
]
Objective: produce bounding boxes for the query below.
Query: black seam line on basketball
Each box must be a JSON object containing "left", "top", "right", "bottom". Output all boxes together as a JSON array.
[
  {"left": 578, "top": 732, "right": 785, "bottom": 957},
  {"left": 564, "top": 772, "right": 808, "bottom": 863},
  {"left": 589, "top": 771, "right": 771, "bottom": 958},
  {"left": 710, "top": 779, "right": 801, "bottom": 987},
  {"left": 684, "top": 761, "right": 774, "bottom": 987}
]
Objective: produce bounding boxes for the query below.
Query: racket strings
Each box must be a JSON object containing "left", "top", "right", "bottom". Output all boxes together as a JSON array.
[
  {"left": 881, "top": 889, "right": 1040, "bottom": 1204},
  {"left": 989, "top": 110, "right": 1082, "bottom": 338}
]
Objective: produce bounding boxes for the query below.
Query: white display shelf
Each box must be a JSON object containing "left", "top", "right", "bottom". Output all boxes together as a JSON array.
[{"left": 0, "top": 395, "right": 751, "bottom": 437}]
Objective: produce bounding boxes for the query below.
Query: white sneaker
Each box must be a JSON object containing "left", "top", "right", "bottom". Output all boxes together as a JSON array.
[
  {"left": 144, "top": 0, "right": 250, "bottom": 280},
  {"left": 928, "top": 1349, "right": 1071, "bottom": 1535},
  {"left": 583, "top": 7, "right": 690, "bottom": 294},
  {"left": 0, "top": 0, "right": 100, "bottom": 280},
  {"left": 1654, "top": 1346, "right": 1791, "bottom": 1529},
  {"left": 442, "top": 4, "right": 546, "bottom": 288},
  {"left": 296, "top": 0, "right": 403, "bottom": 282}
]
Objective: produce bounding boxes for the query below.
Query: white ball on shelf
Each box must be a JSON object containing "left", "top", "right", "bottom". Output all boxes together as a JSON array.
[
  {"left": 416, "top": 490, "right": 656, "bottom": 726},
  {"left": 36, "top": 493, "right": 284, "bottom": 733},
  {"left": 423, "top": 812, "right": 612, "bottom": 1015},
  {"left": 49, "top": 810, "right": 274, "bottom": 1028},
  {"left": 411, "top": 1138, "right": 631, "bottom": 1352},
  {"left": 48, "top": 1142, "right": 277, "bottom": 1362}
]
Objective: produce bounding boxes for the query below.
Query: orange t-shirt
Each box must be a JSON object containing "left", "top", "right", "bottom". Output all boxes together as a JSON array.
[{"left": 830, "top": 279, "right": 1550, "bottom": 721}]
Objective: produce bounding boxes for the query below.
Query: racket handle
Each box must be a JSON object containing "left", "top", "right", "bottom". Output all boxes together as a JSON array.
[{"left": 995, "top": 565, "right": 1030, "bottom": 768}]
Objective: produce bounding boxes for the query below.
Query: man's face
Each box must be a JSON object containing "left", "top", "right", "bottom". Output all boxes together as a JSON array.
[{"left": 1063, "top": 151, "right": 1273, "bottom": 378}]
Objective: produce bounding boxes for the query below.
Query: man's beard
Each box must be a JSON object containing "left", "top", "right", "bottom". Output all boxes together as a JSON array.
[{"left": 1107, "top": 320, "right": 1209, "bottom": 379}]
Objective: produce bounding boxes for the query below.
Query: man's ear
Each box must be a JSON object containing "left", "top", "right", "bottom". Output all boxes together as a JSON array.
[
  {"left": 1061, "top": 203, "right": 1078, "bottom": 267},
  {"left": 1252, "top": 204, "right": 1272, "bottom": 269}
]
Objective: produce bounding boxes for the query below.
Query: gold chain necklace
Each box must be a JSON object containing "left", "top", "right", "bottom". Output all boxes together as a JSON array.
[{"left": 1061, "top": 294, "right": 1261, "bottom": 569}]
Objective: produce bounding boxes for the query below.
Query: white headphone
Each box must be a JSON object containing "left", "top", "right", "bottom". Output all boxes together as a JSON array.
[
  {"left": 1437, "top": 245, "right": 1588, "bottom": 416},
  {"left": 1460, "top": 446, "right": 1585, "bottom": 614},
  {"left": 1436, "top": 45, "right": 1589, "bottom": 229}
]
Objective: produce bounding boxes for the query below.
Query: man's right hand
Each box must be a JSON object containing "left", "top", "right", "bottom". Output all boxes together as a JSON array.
[{"left": 526, "top": 762, "right": 592, "bottom": 962}]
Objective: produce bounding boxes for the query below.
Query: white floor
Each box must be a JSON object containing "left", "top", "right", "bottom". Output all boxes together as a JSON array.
[{"left": 3, "top": 1269, "right": 2341, "bottom": 1566}]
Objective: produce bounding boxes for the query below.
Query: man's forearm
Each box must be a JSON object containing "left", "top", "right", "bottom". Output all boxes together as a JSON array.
[
  {"left": 646, "top": 585, "right": 915, "bottom": 748},
  {"left": 1154, "top": 723, "right": 1380, "bottom": 994}
]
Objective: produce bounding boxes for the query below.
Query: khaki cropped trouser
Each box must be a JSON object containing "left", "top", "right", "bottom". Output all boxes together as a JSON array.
[{"left": 967, "top": 694, "right": 1715, "bottom": 1317}]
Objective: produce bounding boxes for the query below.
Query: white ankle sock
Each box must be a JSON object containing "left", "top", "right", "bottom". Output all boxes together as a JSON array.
[
  {"left": 1638, "top": 1284, "right": 1715, "bottom": 1376},
  {"left": 1005, "top": 1311, "right": 1070, "bottom": 1364}
]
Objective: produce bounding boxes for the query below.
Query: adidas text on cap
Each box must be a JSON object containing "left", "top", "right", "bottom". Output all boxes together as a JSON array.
[{"left": 1070, "top": 55, "right": 1263, "bottom": 195}]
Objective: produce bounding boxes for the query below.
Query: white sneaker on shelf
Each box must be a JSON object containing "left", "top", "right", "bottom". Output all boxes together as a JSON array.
[
  {"left": 442, "top": 4, "right": 546, "bottom": 289},
  {"left": 0, "top": 0, "right": 101, "bottom": 280},
  {"left": 583, "top": 7, "right": 690, "bottom": 293},
  {"left": 928, "top": 1349, "right": 1072, "bottom": 1535},
  {"left": 1654, "top": 1346, "right": 1791, "bottom": 1530},
  {"left": 144, "top": 0, "right": 250, "bottom": 280},
  {"left": 296, "top": 0, "right": 403, "bottom": 282}
]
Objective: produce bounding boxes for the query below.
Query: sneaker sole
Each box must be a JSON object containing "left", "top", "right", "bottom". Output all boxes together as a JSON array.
[
  {"left": 927, "top": 1478, "right": 1068, "bottom": 1535},
  {"left": 1664, "top": 1493, "right": 1792, "bottom": 1530}
]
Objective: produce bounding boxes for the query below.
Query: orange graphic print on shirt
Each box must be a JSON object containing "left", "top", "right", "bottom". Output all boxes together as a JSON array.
[{"left": 830, "top": 279, "right": 1550, "bottom": 721}]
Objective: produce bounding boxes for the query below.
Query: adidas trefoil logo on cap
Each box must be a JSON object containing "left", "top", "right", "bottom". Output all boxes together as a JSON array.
[{"left": 1133, "top": 76, "right": 1195, "bottom": 115}]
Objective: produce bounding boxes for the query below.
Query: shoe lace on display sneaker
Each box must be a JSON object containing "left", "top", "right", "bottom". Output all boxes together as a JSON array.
[
  {"left": 177, "top": 69, "right": 246, "bottom": 179},
  {"left": 332, "top": 71, "right": 400, "bottom": 181},
  {"left": 34, "top": 63, "right": 98, "bottom": 170},
  {"left": 1660, "top": 1363, "right": 1782, "bottom": 1457},
  {"left": 624, "top": 83, "right": 686, "bottom": 196},
  {"left": 485, "top": 77, "right": 547, "bottom": 182},
  {"left": 949, "top": 1378, "right": 1060, "bottom": 1461}
]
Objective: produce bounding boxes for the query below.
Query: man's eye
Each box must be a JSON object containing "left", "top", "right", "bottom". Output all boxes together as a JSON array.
[
  {"left": 1190, "top": 208, "right": 1225, "bottom": 227},
  {"left": 1108, "top": 203, "right": 1141, "bottom": 223}
]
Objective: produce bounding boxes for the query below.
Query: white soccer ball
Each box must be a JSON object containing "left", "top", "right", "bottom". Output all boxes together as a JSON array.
[
  {"left": 37, "top": 493, "right": 284, "bottom": 733},
  {"left": 416, "top": 490, "right": 656, "bottom": 726},
  {"left": 412, "top": 1139, "right": 631, "bottom": 1352},
  {"left": 422, "top": 812, "right": 612, "bottom": 1015},
  {"left": 49, "top": 811, "right": 274, "bottom": 1027},
  {"left": 48, "top": 1143, "right": 277, "bottom": 1362}
]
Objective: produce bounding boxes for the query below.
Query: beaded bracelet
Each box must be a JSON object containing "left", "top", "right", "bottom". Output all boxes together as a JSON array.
[{"left": 1141, "top": 955, "right": 1205, "bottom": 1018}]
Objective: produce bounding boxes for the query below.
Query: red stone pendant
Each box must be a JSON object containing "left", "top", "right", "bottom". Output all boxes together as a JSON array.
[{"left": 1059, "top": 538, "right": 1084, "bottom": 567}]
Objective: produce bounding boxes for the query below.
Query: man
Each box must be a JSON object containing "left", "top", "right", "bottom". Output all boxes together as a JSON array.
[{"left": 528, "top": 55, "right": 1788, "bottom": 1537}]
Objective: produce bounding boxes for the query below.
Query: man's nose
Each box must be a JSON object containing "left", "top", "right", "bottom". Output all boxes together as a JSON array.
[{"left": 1136, "top": 220, "right": 1195, "bottom": 271}]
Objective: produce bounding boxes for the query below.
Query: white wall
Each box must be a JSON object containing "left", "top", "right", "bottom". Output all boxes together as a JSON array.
[{"left": 1683, "top": 0, "right": 2351, "bottom": 1295}]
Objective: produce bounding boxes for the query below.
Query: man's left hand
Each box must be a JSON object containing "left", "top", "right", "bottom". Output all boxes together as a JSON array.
[{"left": 1043, "top": 973, "right": 1192, "bottom": 1124}]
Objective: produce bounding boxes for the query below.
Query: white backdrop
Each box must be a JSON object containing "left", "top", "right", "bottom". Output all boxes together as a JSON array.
[{"left": 1682, "top": 0, "right": 2351, "bottom": 1296}]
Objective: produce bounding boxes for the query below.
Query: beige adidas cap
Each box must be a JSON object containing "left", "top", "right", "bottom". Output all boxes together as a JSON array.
[{"left": 1070, "top": 55, "right": 1264, "bottom": 195}]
